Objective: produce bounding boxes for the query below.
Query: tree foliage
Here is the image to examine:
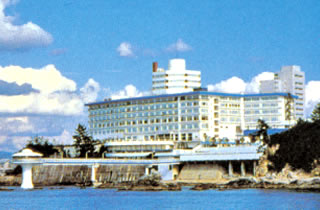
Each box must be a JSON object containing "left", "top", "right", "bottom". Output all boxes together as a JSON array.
[
  {"left": 268, "top": 120, "right": 320, "bottom": 172},
  {"left": 311, "top": 103, "right": 320, "bottom": 122},
  {"left": 255, "top": 119, "right": 270, "bottom": 144},
  {"left": 73, "top": 124, "right": 95, "bottom": 158},
  {"left": 26, "top": 136, "right": 58, "bottom": 157}
]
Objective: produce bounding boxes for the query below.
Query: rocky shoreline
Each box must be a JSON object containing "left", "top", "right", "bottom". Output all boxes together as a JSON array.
[
  {"left": 188, "top": 177, "right": 320, "bottom": 192},
  {"left": 1, "top": 174, "right": 320, "bottom": 192}
]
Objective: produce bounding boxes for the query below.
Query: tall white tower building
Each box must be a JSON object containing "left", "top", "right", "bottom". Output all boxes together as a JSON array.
[
  {"left": 152, "top": 59, "right": 201, "bottom": 95},
  {"left": 260, "top": 65, "right": 305, "bottom": 119}
]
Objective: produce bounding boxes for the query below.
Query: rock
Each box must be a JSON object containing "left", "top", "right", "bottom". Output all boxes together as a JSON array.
[
  {"left": 0, "top": 175, "right": 21, "bottom": 186},
  {"left": 287, "top": 172, "right": 297, "bottom": 179},
  {"left": 190, "top": 184, "right": 214, "bottom": 191},
  {"left": 0, "top": 187, "right": 14, "bottom": 191},
  {"left": 264, "top": 173, "right": 273, "bottom": 180},
  {"left": 117, "top": 182, "right": 181, "bottom": 191},
  {"left": 296, "top": 178, "right": 320, "bottom": 186},
  {"left": 136, "top": 170, "right": 161, "bottom": 186},
  {"left": 225, "top": 177, "right": 258, "bottom": 188}
]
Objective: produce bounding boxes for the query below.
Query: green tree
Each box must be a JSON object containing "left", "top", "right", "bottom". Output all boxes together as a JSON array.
[
  {"left": 311, "top": 103, "right": 320, "bottom": 122},
  {"left": 73, "top": 124, "right": 95, "bottom": 158},
  {"left": 26, "top": 136, "right": 58, "bottom": 157},
  {"left": 256, "top": 119, "right": 270, "bottom": 144}
]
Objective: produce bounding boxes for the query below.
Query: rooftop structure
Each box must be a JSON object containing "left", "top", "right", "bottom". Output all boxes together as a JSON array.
[{"left": 152, "top": 59, "right": 201, "bottom": 95}]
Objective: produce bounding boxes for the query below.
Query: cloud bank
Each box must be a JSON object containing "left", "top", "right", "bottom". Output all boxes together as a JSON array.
[
  {"left": 207, "top": 72, "right": 274, "bottom": 94},
  {"left": 0, "top": 0, "right": 53, "bottom": 50},
  {"left": 0, "top": 65, "right": 87, "bottom": 115},
  {"left": 0, "top": 64, "right": 100, "bottom": 151},
  {"left": 110, "top": 84, "right": 148, "bottom": 100}
]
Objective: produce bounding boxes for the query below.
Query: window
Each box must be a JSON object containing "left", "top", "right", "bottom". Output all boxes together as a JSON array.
[{"left": 201, "top": 116, "right": 208, "bottom": 121}]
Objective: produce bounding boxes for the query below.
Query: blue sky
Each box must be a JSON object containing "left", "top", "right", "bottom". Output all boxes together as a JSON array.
[{"left": 0, "top": 0, "right": 320, "bottom": 152}]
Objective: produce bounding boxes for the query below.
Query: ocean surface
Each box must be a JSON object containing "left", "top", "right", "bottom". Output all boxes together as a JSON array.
[{"left": 0, "top": 187, "right": 319, "bottom": 210}]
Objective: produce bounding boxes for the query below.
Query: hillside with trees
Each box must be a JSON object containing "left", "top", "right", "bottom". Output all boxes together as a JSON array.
[{"left": 267, "top": 103, "right": 320, "bottom": 172}]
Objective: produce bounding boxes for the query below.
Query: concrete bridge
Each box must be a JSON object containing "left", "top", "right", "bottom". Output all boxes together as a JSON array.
[
  {"left": 12, "top": 149, "right": 180, "bottom": 189},
  {"left": 12, "top": 145, "right": 263, "bottom": 189}
]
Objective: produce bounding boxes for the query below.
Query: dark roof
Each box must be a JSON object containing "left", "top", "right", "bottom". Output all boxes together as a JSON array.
[
  {"left": 86, "top": 91, "right": 297, "bottom": 106},
  {"left": 243, "top": 128, "right": 288, "bottom": 136}
]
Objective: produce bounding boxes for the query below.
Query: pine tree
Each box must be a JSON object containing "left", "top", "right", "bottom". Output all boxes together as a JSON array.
[
  {"left": 311, "top": 103, "right": 320, "bottom": 122},
  {"left": 73, "top": 124, "right": 95, "bottom": 158},
  {"left": 256, "top": 119, "right": 270, "bottom": 144}
]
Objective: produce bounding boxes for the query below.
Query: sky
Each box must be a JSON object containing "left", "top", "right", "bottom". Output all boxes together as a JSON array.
[{"left": 0, "top": 0, "right": 320, "bottom": 152}]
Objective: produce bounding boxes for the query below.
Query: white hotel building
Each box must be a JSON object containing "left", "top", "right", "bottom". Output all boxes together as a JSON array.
[
  {"left": 260, "top": 65, "right": 305, "bottom": 119},
  {"left": 86, "top": 59, "right": 299, "bottom": 152}
]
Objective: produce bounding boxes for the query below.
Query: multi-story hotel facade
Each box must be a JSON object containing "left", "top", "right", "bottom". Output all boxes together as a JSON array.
[{"left": 86, "top": 91, "right": 297, "bottom": 144}]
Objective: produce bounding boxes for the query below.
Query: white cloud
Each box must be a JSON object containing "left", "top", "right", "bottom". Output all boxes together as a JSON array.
[
  {"left": 166, "top": 39, "right": 192, "bottom": 52},
  {"left": 80, "top": 78, "right": 100, "bottom": 103},
  {"left": 0, "top": 65, "right": 100, "bottom": 115},
  {"left": 111, "top": 84, "right": 149, "bottom": 100},
  {"left": 50, "top": 129, "right": 74, "bottom": 145},
  {"left": 0, "top": 0, "right": 53, "bottom": 50},
  {"left": 1, "top": 129, "right": 73, "bottom": 152},
  {"left": 208, "top": 77, "right": 246, "bottom": 93},
  {"left": 0, "top": 64, "right": 76, "bottom": 94},
  {"left": 305, "top": 81, "right": 320, "bottom": 117},
  {"left": 245, "top": 72, "right": 275, "bottom": 93},
  {"left": 207, "top": 72, "right": 274, "bottom": 94},
  {"left": 117, "top": 42, "right": 134, "bottom": 57}
]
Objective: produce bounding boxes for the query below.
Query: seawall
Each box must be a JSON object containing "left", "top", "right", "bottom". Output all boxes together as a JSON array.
[
  {"left": 178, "top": 163, "right": 227, "bottom": 180},
  {"left": 32, "top": 165, "right": 146, "bottom": 186}
]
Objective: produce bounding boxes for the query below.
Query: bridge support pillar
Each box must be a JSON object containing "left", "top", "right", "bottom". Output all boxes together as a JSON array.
[
  {"left": 172, "top": 165, "right": 179, "bottom": 180},
  {"left": 241, "top": 161, "right": 246, "bottom": 177},
  {"left": 91, "top": 164, "right": 99, "bottom": 183},
  {"left": 21, "top": 164, "right": 34, "bottom": 189},
  {"left": 253, "top": 161, "right": 257, "bottom": 176},
  {"left": 228, "top": 161, "right": 233, "bottom": 177},
  {"left": 145, "top": 167, "right": 150, "bottom": 176}
]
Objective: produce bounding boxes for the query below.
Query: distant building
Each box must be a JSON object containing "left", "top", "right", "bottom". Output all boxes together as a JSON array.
[
  {"left": 152, "top": 59, "right": 201, "bottom": 95},
  {"left": 260, "top": 65, "right": 305, "bottom": 119}
]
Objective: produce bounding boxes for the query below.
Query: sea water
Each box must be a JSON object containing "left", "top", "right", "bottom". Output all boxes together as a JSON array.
[{"left": 0, "top": 187, "right": 319, "bottom": 210}]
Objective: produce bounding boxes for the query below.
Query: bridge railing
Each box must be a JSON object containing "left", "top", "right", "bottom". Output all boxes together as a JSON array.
[{"left": 12, "top": 157, "right": 180, "bottom": 165}]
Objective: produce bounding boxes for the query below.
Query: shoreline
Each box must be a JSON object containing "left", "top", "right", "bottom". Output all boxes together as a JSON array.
[{"left": 1, "top": 175, "right": 320, "bottom": 192}]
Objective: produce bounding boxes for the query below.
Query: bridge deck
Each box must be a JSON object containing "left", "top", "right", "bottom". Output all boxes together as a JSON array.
[{"left": 12, "top": 158, "right": 180, "bottom": 165}]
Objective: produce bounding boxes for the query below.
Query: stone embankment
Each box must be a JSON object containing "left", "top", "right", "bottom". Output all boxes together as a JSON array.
[
  {"left": 32, "top": 165, "right": 145, "bottom": 186},
  {"left": 0, "top": 175, "right": 21, "bottom": 186},
  {"left": 189, "top": 177, "right": 320, "bottom": 192},
  {"left": 95, "top": 170, "right": 181, "bottom": 191}
]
